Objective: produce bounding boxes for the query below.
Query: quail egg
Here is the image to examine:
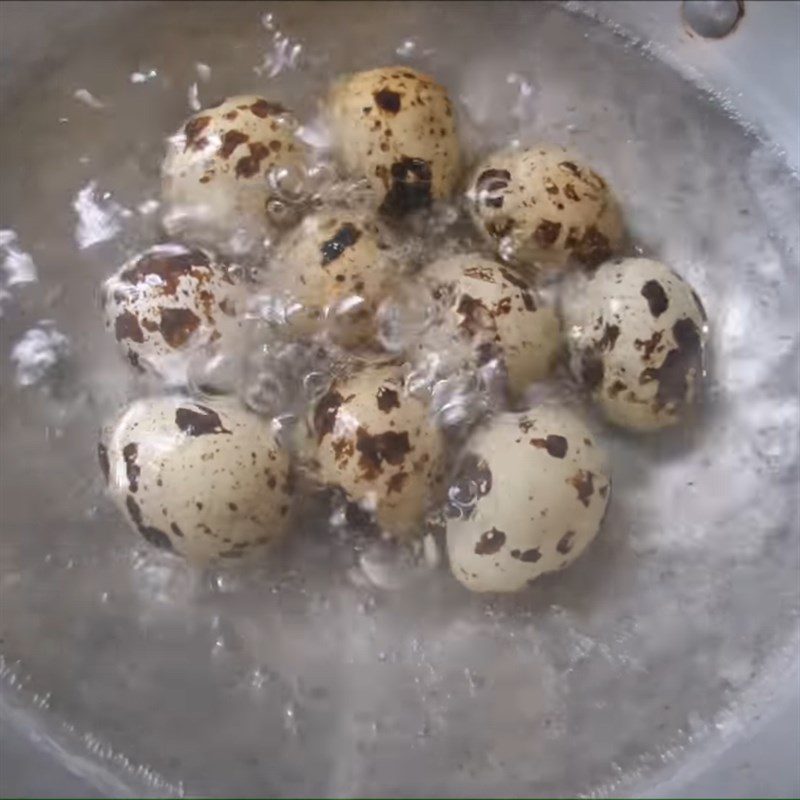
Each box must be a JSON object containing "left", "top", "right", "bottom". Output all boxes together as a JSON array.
[
  {"left": 161, "top": 95, "right": 309, "bottom": 248},
  {"left": 99, "top": 395, "right": 294, "bottom": 563},
  {"left": 307, "top": 364, "right": 446, "bottom": 539},
  {"left": 271, "top": 211, "right": 397, "bottom": 348},
  {"left": 467, "top": 145, "right": 624, "bottom": 272},
  {"left": 424, "top": 254, "right": 561, "bottom": 396},
  {"left": 563, "top": 257, "right": 707, "bottom": 431},
  {"left": 327, "top": 66, "right": 460, "bottom": 216},
  {"left": 446, "top": 406, "right": 610, "bottom": 592},
  {"left": 103, "top": 244, "right": 246, "bottom": 383}
]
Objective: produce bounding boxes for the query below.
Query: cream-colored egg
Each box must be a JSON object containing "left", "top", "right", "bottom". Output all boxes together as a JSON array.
[
  {"left": 99, "top": 396, "right": 293, "bottom": 563},
  {"left": 271, "top": 211, "right": 397, "bottom": 347},
  {"left": 161, "top": 95, "right": 309, "bottom": 246},
  {"left": 467, "top": 145, "right": 623, "bottom": 272},
  {"left": 423, "top": 254, "right": 561, "bottom": 396},
  {"left": 328, "top": 66, "right": 460, "bottom": 215},
  {"left": 446, "top": 407, "right": 610, "bottom": 592},
  {"left": 563, "top": 257, "right": 707, "bottom": 431},
  {"left": 307, "top": 364, "right": 446, "bottom": 538},
  {"left": 103, "top": 244, "right": 246, "bottom": 383}
]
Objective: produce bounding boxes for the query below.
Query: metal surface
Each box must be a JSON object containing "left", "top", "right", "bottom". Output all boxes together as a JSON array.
[{"left": 1, "top": 1, "right": 798, "bottom": 796}]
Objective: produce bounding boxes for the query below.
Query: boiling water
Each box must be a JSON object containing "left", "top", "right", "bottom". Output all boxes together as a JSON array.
[{"left": 0, "top": 2, "right": 798, "bottom": 797}]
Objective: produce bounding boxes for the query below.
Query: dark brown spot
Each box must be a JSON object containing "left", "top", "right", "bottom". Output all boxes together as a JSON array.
[
  {"left": 598, "top": 484, "right": 608, "bottom": 498},
  {"left": 556, "top": 530, "right": 576, "bottom": 554},
  {"left": 597, "top": 323, "right": 620, "bottom": 352},
  {"left": 228, "top": 502, "right": 238, "bottom": 512},
  {"left": 184, "top": 115, "right": 211, "bottom": 150},
  {"left": 373, "top": 88, "right": 402, "bottom": 113},
  {"left": 125, "top": 495, "right": 173, "bottom": 551},
  {"left": 498, "top": 266, "right": 536, "bottom": 311},
  {"left": 313, "top": 389, "right": 349, "bottom": 443},
  {"left": 572, "top": 226, "right": 612, "bottom": 268},
  {"left": 640, "top": 317, "right": 702, "bottom": 412},
  {"left": 530, "top": 434, "right": 568, "bottom": 458},
  {"left": 235, "top": 142, "right": 271, "bottom": 178},
  {"left": 608, "top": 379, "right": 628, "bottom": 397},
  {"left": 386, "top": 471, "right": 409, "bottom": 494},
  {"left": 269, "top": 139, "right": 282, "bottom": 152},
  {"left": 355, "top": 427, "right": 412, "bottom": 480},
  {"left": 170, "top": 522, "right": 184, "bottom": 538},
  {"left": 97, "top": 443, "right": 110, "bottom": 483},
  {"left": 563, "top": 183, "right": 580, "bottom": 201},
  {"left": 320, "top": 223, "right": 362, "bottom": 266},
  {"left": 159, "top": 307, "right": 201, "bottom": 348},
  {"left": 141, "top": 318, "right": 159, "bottom": 332},
  {"left": 463, "top": 266, "right": 496, "bottom": 283},
  {"left": 331, "top": 437, "right": 354, "bottom": 465},
  {"left": 376, "top": 386, "right": 400, "bottom": 413},
  {"left": 558, "top": 161, "right": 581, "bottom": 177},
  {"left": 379, "top": 157, "right": 432, "bottom": 217},
  {"left": 474, "top": 527, "right": 506, "bottom": 555},
  {"left": 114, "top": 311, "right": 144, "bottom": 343},
  {"left": 175, "top": 405, "right": 231, "bottom": 437},
  {"left": 641, "top": 280, "right": 669, "bottom": 317},
  {"left": 543, "top": 177, "right": 559, "bottom": 195},
  {"left": 249, "top": 99, "right": 286, "bottom": 118},
  {"left": 223, "top": 110, "right": 238, "bottom": 121},
  {"left": 122, "top": 442, "right": 140, "bottom": 492},
  {"left": 120, "top": 249, "right": 210, "bottom": 296},
  {"left": 475, "top": 168, "right": 511, "bottom": 208},
  {"left": 456, "top": 294, "right": 494, "bottom": 338},
  {"left": 485, "top": 218, "right": 514, "bottom": 239},
  {"left": 511, "top": 547, "right": 541, "bottom": 563},
  {"left": 634, "top": 330, "right": 663, "bottom": 360},
  {"left": 567, "top": 470, "right": 595, "bottom": 507},
  {"left": 533, "top": 219, "right": 562, "bottom": 248},
  {"left": 126, "top": 350, "right": 144, "bottom": 371},
  {"left": 219, "top": 129, "right": 249, "bottom": 158},
  {"left": 581, "top": 351, "right": 604, "bottom": 390},
  {"left": 218, "top": 297, "right": 236, "bottom": 317}
]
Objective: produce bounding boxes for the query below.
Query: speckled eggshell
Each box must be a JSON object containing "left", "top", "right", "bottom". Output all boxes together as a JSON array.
[
  {"left": 273, "top": 211, "right": 396, "bottom": 348},
  {"left": 99, "top": 396, "right": 293, "bottom": 564},
  {"left": 424, "top": 254, "right": 561, "bottom": 396},
  {"left": 103, "top": 244, "right": 246, "bottom": 383},
  {"left": 563, "top": 257, "right": 707, "bottom": 432},
  {"left": 308, "top": 364, "right": 446, "bottom": 539},
  {"left": 328, "top": 66, "right": 460, "bottom": 216},
  {"left": 161, "top": 95, "right": 308, "bottom": 241},
  {"left": 467, "top": 145, "right": 624, "bottom": 272},
  {"left": 446, "top": 407, "right": 611, "bottom": 593}
]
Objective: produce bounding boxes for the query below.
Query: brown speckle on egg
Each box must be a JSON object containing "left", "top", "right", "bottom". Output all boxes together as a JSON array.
[
  {"left": 530, "top": 434, "right": 568, "bottom": 458},
  {"left": 474, "top": 527, "right": 506, "bottom": 555},
  {"left": 175, "top": 405, "right": 231, "bottom": 437},
  {"left": 567, "top": 469, "right": 595, "bottom": 507},
  {"left": 641, "top": 279, "right": 669, "bottom": 317}
]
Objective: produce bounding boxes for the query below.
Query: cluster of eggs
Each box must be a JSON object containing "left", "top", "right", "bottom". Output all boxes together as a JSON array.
[{"left": 98, "top": 66, "right": 706, "bottom": 592}]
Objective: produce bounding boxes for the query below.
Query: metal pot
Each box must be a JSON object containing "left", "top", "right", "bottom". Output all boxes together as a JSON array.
[{"left": 1, "top": 1, "right": 797, "bottom": 796}]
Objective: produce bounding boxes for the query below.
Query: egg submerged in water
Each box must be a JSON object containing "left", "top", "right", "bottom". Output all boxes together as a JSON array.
[
  {"left": 270, "top": 211, "right": 398, "bottom": 349},
  {"left": 99, "top": 395, "right": 294, "bottom": 564},
  {"left": 446, "top": 406, "right": 611, "bottom": 593},
  {"left": 423, "top": 254, "right": 561, "bottom": 397},
  {"left": 102, "top": 244, "right": 246, "bottom": 384},
  {"left": 161, "top": 95, "right": 309, "bottom": 250},
  {"left": 306, "top": 364, "right": 446, "bottom": 539},
  {"left": 466, "top": 144, "right": 624, "bottom": 273},
  {"left": 327, "top": 66, "right": 461, "bottom": 216},
  {"left": 562, "top": 257, "right": 707, "bottom": 432}
]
